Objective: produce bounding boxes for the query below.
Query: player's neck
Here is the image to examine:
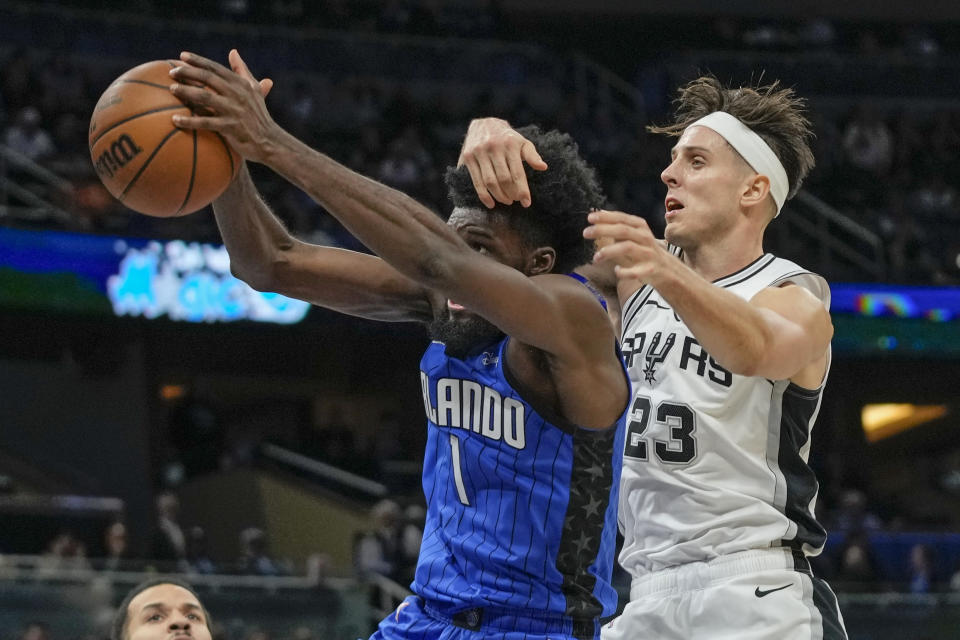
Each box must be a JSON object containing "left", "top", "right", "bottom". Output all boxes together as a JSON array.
[{"left": 680, "top": 235, "right": 765, "bottom": 283}]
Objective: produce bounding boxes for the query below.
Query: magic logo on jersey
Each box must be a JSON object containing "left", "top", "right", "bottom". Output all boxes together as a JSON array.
[
  {"left": 419, "top": 373, "right": 527, "bottom": 450},
  {"left": 623, "top": 331, "right": 732, "bottom": 388}
]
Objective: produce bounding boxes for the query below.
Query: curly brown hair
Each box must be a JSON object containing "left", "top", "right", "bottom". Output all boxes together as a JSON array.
[{"left": 649, "top": 76, "right": 815, "bottom": 200}]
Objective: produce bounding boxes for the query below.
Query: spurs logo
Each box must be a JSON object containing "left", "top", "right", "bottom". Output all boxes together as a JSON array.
[
  {"left": 642, "top": 331, "right": 676, "bottom": 383},
  {"left": 94, "top": 133, "right": 142, "bottom": 179}
]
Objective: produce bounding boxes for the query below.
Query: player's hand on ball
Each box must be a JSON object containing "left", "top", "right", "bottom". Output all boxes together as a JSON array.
[
  {"left": 583, "top": 210, "right": 669, "bottom": 285},
  {"left": 169, "top": 50, "right": 279, "bottom": 164},
  {"left": 458, "top": 118, "right": 547, "bottom": 209}
]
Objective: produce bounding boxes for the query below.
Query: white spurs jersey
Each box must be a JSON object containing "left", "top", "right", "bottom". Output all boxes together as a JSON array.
[{"left": 617, "top": 250, "right": 831, "bottom": 577}]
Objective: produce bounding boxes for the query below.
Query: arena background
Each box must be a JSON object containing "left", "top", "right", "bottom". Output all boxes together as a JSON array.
[{"left": 1, "top": 1, "right": 959, "bottom": 638}]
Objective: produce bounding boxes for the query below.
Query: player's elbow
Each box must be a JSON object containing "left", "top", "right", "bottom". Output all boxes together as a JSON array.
[
  {"left": 724, "top": 351, "right": 765, "bottom": 378},
  {"left": 231, "top": 262, "right": 275, "bottom": 292},
  {"left": 238, "top": 237, "right": 309, "bottom": 293},
  {"left": 718, "top": 328, "right": 773, "bottom": 378},
  {"left": 230, "top": 249, "right": 287, "bottom": 293},
  {"left": 724, "top": 328, "right": 804, "bottom": 379}
]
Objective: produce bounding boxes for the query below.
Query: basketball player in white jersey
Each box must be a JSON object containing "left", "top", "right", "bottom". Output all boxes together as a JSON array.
[{"left": 458, "top": 76, "right": 847, "bottom": 639}]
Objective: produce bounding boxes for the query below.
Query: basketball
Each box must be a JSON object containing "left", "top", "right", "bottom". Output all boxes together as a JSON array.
[{"left": 88, "top": 60, "right": 240, "bottom": 217}]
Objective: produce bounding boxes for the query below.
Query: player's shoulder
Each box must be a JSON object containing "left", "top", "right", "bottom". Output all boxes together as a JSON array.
[
  {"left": 532, "top": 272, "right": 610, "bottom": 312},
  {"left": 717, "top": 253, "right": 826, "bottom": 294},
  {"left": 760, "top": 254, "right": 831, "bottom": 308},
  {"left": 712, "top": 253, "right": 785, "bottom": 289}
]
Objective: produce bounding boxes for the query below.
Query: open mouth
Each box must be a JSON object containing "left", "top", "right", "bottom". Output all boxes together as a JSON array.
[
  {"left": 447, "top": 300, "right": 466, "bottom": 312},
  {"left": 665, "top": 197, "right": 684, "bottom": 213}
]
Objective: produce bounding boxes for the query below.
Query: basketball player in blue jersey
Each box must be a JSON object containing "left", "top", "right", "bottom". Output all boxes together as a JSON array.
[
  {"left": 167, "top": 51, "right": 630, "bottom": 640},
  {"left": 459, "top": 76, "right": 847, "bottom": 639}
]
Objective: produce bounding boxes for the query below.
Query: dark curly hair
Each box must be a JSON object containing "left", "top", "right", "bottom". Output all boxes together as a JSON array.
[
  {"left": 649, "top": 76, "right": 815, "bottom": 200},
  {"left": 112, "top": 578, "right": 212, "bottom": 640},
  {"left": 444, "top": 125, "right": 606, "bottom": 273}
]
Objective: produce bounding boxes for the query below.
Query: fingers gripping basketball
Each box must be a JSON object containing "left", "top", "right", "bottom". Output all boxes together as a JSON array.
[{"left": 88, "top": 60, "right": 241, "bottom": 217}]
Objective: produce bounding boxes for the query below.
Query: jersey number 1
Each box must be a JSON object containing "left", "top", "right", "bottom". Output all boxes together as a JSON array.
[
  {"left": 624, "top": 395, "right": 697, "bottom": 463},
  {"left": 449, "top": 434, "right": 471, "bottom": 505}
]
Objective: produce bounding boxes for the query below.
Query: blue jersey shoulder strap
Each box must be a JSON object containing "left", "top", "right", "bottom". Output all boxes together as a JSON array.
[{"left": 566, "top": 272, "right": 607, "bottom": 311}]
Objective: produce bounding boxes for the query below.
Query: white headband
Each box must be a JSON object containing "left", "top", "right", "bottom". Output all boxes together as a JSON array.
[{"left": 687, "top": 111, "right": 789, "bottom": 216}]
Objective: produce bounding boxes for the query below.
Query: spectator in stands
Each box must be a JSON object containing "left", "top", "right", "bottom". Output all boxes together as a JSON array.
[
  {"left": 841, "top": 104, "right": 893, "bottom": 206},
  {"left": 398, "top": 503, "right": 422, "bottom": 543},
  {"left": 111, "top": 577, "right": 212, "bottom": 640},
  {"left": 377, "top": 127, "right": 433, "bottom": 195},
  {"left": 37, "top": 530, "right": 91, "bottom": 575},
  {"left": 306, "top": 551, "right": 333, "bottom": 585},
  {"left": 102, "top": 521, "right": 130, "bottom": 572},
  {"left": 836, "top": 529, "right": 879, "bottom": 588},
  {"left": 888, "top": 204, "right": 945, "bottom": 284},
  {"left": 913, "top": 174, "right": 958, "bottom": 221},
  {"left": 236, "top": 527, "right": 286, "bottom": 576},
  {"left": 832, "top": 488, "right": 884, "bottom": 533},
  {"left": 283, "top": 79, "right": 319, "bottom": 140},
  {"left": 950, "top": 559, "right": 960, "bottom": 592},
  {"left": 354, "top": 499, "right": 402, "bottom": 581},
  {"left": 218, "top": 0, "right": 250, "bottom": 22},
  {"left": 150, "top": 492, "right": 188, "bottom": 570},
  {"left": 3, "top": 106, "right": 56, "bottom": 163},
  {"left": 186, "top": 526, "right": 218, "bottom": 575},
  {"left": 400, "top": 504, "right": 425, "bottom": 582},
  {"left": 290, "top": 627, "right": 317, "bottom": 640},
  {"left": 908, "top": 543, "right": 935, "bottom": 593},
  {"left": 16, "top": 622, "right": 50, "bottom": 640}
]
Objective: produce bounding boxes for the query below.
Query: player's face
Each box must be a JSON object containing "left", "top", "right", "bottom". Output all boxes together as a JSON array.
[
  {"left": 428, "top": 207, "right": 528, "bottom": 357},
  {"left": 125, "top": 584, "right": 211, "bottom": 640},
  {"left": 660, "top": 126, "right": 754, "bottom": 249}
]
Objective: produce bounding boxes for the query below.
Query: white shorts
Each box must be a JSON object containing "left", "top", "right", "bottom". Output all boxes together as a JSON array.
[{"left": 602, "top": 548, "right": 847, "bottom": 640}]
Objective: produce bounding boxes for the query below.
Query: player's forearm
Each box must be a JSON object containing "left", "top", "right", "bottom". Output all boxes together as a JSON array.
[
  {"left": 214, "top": 164, "right": 432, "bottom": 321},
  {"left": 653, "top": 264, "right": 781, "bottom": 377},
  {"left": 262, "top": 128, "right": 464, "bottom": 287},
  {"left": 212, "top": 164, "right": 295, "bottom": 291}
]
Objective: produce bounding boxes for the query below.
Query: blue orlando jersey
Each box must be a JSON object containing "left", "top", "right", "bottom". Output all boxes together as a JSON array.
[{"left": 413, "top": 334, "right": 628, "bottom": 620}]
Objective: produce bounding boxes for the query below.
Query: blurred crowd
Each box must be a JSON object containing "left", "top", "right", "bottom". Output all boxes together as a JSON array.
[
  {"left": 809, "top": 105, "right": 960, "bottom": 284},
  {"left": 27, "top": 492, "right": 426, "bottom": 581},
  {"left": 812, "top": 487, "right": 960, "bottom": 594},
  {"left": 2, "top": 492, "right": 424, "bottom": 640},
  {"left": 3, "top": 5, "right": 960, "bottom": 638},
  {"left": 29, "top": 493, "right": 294, "bottom": 576},
  {"left": 1, "top": 10, "right": 959, "bottom": 283},
  {"left": 40, "top": 0, "right": 509, "bottom": 39}
]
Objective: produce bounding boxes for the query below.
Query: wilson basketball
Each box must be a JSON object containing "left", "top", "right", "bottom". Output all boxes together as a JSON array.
[{"left": 88, "top": 60, "right": 240, "bottom": 217}]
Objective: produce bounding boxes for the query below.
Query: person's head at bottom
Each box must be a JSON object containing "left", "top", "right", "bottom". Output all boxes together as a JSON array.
[{"left": 112, "top": 578, "right": 212, "bottom": 640}]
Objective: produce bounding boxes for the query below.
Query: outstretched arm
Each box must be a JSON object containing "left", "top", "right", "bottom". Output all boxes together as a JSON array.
[
  {"left": 586, "top": 210, "right": 833, "bottom": 383},
  {"left": 212, "top": 166, "right": 434, "bottom": 322},
  {"left": 191, "top": 51, "right": 434, "bottom": 323},
  {"left": 170, "top": 52, "right": 614, "bottom": 363}
]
